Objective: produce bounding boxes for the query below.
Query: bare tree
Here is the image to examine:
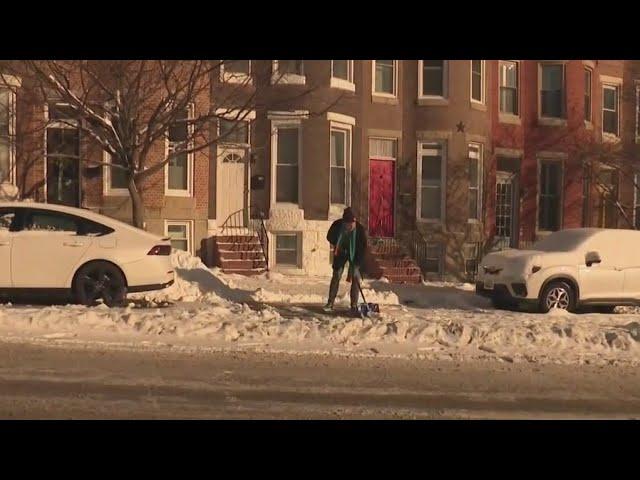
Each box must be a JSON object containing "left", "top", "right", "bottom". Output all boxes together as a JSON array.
[{"left": 1, "top": 60, "right": 343, "bottom": 228}]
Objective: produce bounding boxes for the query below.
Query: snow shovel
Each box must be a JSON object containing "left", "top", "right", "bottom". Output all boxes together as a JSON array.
[{"left": 357, "top": 280, "right": 380, "bottom": 317}]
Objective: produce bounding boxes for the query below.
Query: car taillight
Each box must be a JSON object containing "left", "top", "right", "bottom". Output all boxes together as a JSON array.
[{"left": 148, "top": 245, "right": 172, "bottom": 256}]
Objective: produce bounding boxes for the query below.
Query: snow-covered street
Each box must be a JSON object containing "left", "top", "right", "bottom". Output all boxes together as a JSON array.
[{"left": 1, "top": 251, "right": 640, "bottom": 367}]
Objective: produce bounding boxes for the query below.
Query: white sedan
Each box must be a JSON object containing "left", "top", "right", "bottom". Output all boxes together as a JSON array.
[{"left": 0, "top": 202, "right": 174, "bottom": 307}]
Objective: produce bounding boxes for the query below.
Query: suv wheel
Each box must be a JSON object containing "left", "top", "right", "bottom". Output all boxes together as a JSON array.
[{"left": 539, "top": 280, "right": 576, "bottom": 313}]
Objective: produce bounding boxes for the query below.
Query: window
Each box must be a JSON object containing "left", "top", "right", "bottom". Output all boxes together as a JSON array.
[
  {"left": 275, "top": 126, "right": 300, "bottom": 203},
  {"left": 166, "top": 106, "right": 193, "bottom": 196},
  {"left": 0, "top": 208, "right": 15, "bottom": 231},
  {"left": 0, "top": 89, "right": 14, "bottom": 184},
  {"left": 584, "top": 68, "right": 592, "bottom": 122},
  {"left": 332, "top": 60, "right": 351, "bottom": 81},
  {"left": 24, "top": 210, "right": 78, "bottom": 233},
  {"left": 277, "top": 60, "right": 303, "bottom": 76},
  {"left": 422, "top": 243, "right": 443, "bottom": 275},
  {"left": 634, "top": 173, "right": 640, "bottom": 228},
  {"left": 421, "top": 60, "right": 446, "bottom": 97},
  {"left": 224, "top": 60, "right": 250, "bottom": 74},
  {"left": 106, "top": 154, "right": 129, "bottom": 192},
  {"left": 538, "top": 160, "right": 563, "bottom": 231},
  {"left": 418, "top": 142, "right": 445, "bottom": 221},
  {"left": 499, "top": 61, "right": 519, "bottom": 115},
  {"left": 602, "top": 85, "right": 619, "bottom": 136},
  {"left": 331, "top": 60, "right": 355, "bottom": 91},
  {"left": 370, "top": 137, "right": 397, "bottom": 159},
  {"left": 165, "top": 222, "right": 191, "bottom": 252},
  {"left": 219, "top": 118, "right": 249, "bottom": 145},
  {"left": 330, "top": 128, "right": 350, "bottom": 205},
  {"left": 46, "top": 103, "right": 80, "bottom": 206},
  {"left": 468, "top": 143, "right": 482, "bottom": 220},
  {"left": 636, "top": 85, "right": 640, "bottom": 142},
  {"left": 275, "top": 234, "right": 298, "bottom": 267},
  {"left": 470, "top": 60, "right": 484, "bottom": 103},
  {"left": 374, "top": 60, "right": 395, "bottom": 95},
  {"left": 540, "top": 64, "right": 565, "bottom": 119},
  {"left": 597, "top": 168, "right": 618, "bottom": 228}
]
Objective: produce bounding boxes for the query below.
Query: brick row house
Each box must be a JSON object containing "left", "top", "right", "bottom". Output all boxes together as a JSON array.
[{"left": 1, "top": 60, "right": 639, "bottom": 281}]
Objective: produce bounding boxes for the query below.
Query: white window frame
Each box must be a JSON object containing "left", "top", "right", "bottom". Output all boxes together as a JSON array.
[
  {"left": 271, "top": 60, "right": 306, "bottom": 86},
  {"left": 164, "top": 103, "right": 195, "bottom": 197},
  {"left": 164, "top": 220, "right": 193, "bottom": 254},
  {"left": 270, "top": 115, "right": 304, "bottom": 208},
  {"left": 220, "top": 60, "right": 253, "bottom": 85},
  {"left": 0, "top": 86, "right": 17, "bottom": 185},
  {"left": 499, "top": 60, "right": 520, "bottom": 119},
  {"left": 536, "top": 157, "right": 564, "bottom": 234},
  {"left": 468, "top": 143, "right": 483, "bottom": 222},
  {"left": 538, "top": 62, "right": 566, "bottom": 123},
  {"left": 330, "top": 60, "right": 355, "bottom": 92},
  {"left": 584, "top": 67, "right": 593, "bottom": 124},
  {"left": 470, "top": 60, "right": 485, "bottom": 104},
  {"left": 372, "top": 60, "right": 398, "bottom": 98},
  {"left": 418, "top": 60, "right": 448, "bottom": 100},
  {"left": 44, "top": 102, "right": 81, "bottom": 204},
  {"left": 102, "top": 106, "right": 129, "bottom": 197},
  {"left": 329, "top": 122, "right": 352, "bottom": 207},
  {"left": 416, "top": 140, "right": 447, "bottom": 223},
  {"left": 273, "top": 232, "right": 301, "bottom": 269},
  {"left": 602, "top": 83, "right": 620, "bottom": 139}
]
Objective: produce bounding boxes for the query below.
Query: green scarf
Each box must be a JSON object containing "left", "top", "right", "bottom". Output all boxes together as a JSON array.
[{"left": 336, "top": 223, "right": 357, "bottom": 265}]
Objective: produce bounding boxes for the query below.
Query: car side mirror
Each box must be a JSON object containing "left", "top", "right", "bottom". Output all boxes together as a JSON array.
[{"left": 586, "top": 251, "right": 602, "bottom": 267}]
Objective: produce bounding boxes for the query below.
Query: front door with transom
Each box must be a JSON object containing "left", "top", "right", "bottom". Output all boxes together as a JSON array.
[
  {"left": 368, "top": 159, "right": 395, "bottom": 238},
  {"left": 217, "top": 146, "right": 248, "bottom": 231}
]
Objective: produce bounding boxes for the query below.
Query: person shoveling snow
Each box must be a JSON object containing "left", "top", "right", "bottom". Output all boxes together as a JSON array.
[{"left": 324, "top": 207, "right": 372, "bottom": 317}]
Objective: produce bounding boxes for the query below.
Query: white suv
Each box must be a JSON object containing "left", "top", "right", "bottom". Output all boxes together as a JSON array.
[{"left": 476, "top": 228, "right": 640, "bottom": 313}]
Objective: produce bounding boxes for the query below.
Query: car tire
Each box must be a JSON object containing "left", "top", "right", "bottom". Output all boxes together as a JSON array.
[
  {"left": 539, "top": 280, "right": 576, "bottom": 313},
  {"left": 73, "top": 261, "right": 127, "bottom": 308}
]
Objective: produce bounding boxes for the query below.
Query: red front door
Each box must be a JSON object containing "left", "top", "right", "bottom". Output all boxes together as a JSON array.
[{"left": 368, "top": 159, "right": 395, "bottom": 238}]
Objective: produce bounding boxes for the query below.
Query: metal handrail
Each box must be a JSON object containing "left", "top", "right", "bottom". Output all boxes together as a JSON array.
[{"left": 220, "top": 206, "right": 269, "bottom": 271}]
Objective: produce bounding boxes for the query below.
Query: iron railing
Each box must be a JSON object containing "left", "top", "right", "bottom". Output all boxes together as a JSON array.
[{"left": 220, "top": 206, "right": 270, "bottom": 271}]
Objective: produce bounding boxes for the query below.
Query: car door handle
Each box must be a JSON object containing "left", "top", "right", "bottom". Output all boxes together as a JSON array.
[{"left": 63, "top": 241, "right": 85, "bottom": 247}]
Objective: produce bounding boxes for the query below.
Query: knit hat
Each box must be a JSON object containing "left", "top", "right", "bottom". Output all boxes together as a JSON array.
[{"left": 342, "top": 207, "right": 355, "bottom": 223}]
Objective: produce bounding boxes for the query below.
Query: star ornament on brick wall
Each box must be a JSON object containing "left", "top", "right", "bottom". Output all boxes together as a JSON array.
[{"left": 456, "top": 121, "right": 465, "bottom": 133}]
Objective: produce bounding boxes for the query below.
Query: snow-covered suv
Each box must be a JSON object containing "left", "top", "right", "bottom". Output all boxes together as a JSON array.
[{"left": 476, "top": 228, "right": 640, "bottom": 313}]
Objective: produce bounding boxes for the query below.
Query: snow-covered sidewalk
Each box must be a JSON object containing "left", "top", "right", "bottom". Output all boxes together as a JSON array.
[{"left": 1, "top": 250, "right": 640, "bottom": 366}]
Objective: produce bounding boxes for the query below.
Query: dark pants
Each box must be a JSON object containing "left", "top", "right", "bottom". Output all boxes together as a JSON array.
[{"left": 327, "top": 255, "right": 361, "bottom": 308}]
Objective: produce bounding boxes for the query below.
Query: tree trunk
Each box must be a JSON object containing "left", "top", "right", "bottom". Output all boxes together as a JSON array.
[{"left": 128, "top": 177, "right": 145, "bottom": 229}]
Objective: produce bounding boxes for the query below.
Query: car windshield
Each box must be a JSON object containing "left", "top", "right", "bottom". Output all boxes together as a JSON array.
[{"left": 530, "top": 230, "right": 595, "bottom": 252}]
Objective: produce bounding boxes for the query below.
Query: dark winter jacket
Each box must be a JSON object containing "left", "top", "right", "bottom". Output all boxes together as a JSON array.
[{"left": 327, "top": 219, "right": 367, "bottom": 267}]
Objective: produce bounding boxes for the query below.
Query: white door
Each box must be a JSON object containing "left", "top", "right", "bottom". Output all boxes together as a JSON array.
[
  {"left": 0, "top": 208, "right": 15, "bottom": 287},
  {"left": 217, "top": 146, "right": 248, "bottom": 230},
  {"left": 11, "top": 209, "right": 92, "bottom": 288}
]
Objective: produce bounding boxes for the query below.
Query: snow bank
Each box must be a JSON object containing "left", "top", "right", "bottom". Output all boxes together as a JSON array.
[{"left": 2, "top": 249, "right": 640, "bottom": 366}]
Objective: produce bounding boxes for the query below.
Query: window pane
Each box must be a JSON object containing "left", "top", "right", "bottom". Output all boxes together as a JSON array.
[
  {"left": 584, "top": 70, "right": 592, "bottom": 121},
  {"left": 48, "top": 104, "right": 76, "bottom": 121},
  {"left": 278, "top": 60, "right": 303, "bottom": 75},
  {"left": 110, "top": 158, "right": 128, "bottom": 190},
  {"left": 330, "top": 130, "right": 345, "bottom": 167},
  {"left": 47, "top": 128, "right": 79, "bottom": 157},
  {"left": 468, "top": 158, "right": 478, "bottom": 188},
  {"left": 27, "top": 211, "right": 77, "bottom": 232},
  {"left": 469, "top": 192, "right": 478, "bottom": 220},
  {"left": 500, "top": 88, "right": 518, "bottom": 115},
  {"left": 276, "top": 234, "right": 297, "bottom": 250},
  {"left": 422, "top": 155, "right": 442, "bottom": 182},
  {"left": 541, "top": 65, "right": 563, "bottom": 118},
  {"left": 0, "top": 136, "right": 9, "bottom": 184},
  {"left": 603, "top": 110, "right": 618, "bottom": 134},
  {"left": 168, "top": 152, "right": 188, "bottom": 190},
  {"left": 276, "top": 165, "right": 298, "bottom": 203},
  {"left": 369, "top": 138, "right": 396, "bottom": 158},
  {"left": 539, "top": 162, "right": 562, "bottom": 231},
  {"left": 501, "top": 62, "right": 517, "bottom": 88},
  {"left": 277, "top": 128, "right": 298, "bottom": 165},
  {"left": 331, "top": 167, "right": 346, "bottom": 204},
  {"left": 219, "top": 118, "right": 249, "bottom": 144},
  {"left": 541, "top": 91, "right": 562, "bottom": 118},
  {"left": 0, "top": 90, "right": 8, "bottom": 133},
  {"left": 0, "top": 210, "right": 15, "bottom": 231},
  {"left": 332, "top": 60, "right": 349, "bottom": 80},
  {"left": 168, "top": 108, "right": 189, "bottom": 143},
  {"left": 422, "top": 61, "right": 444, "bottom": 96},
  {"left": 375, "top": 60, "right": 394, "bottom": 94},
  {"left": 472, "top": 71, "right": 482, "bottom": 101},
  {"left": 276, "top": 250, "right": 297, "bottom": 266},
  {"left": 225, "top": 60, "right": 250, "bottom": 74},
  {"left": 542, "top": 65, "right": 563, "bottom": 90},
  {"left": 604, "top": 87, "right": 617, "bottom": 110},
  {"left": 421, "top": 187, "right": 441, "bottom": 219}
]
